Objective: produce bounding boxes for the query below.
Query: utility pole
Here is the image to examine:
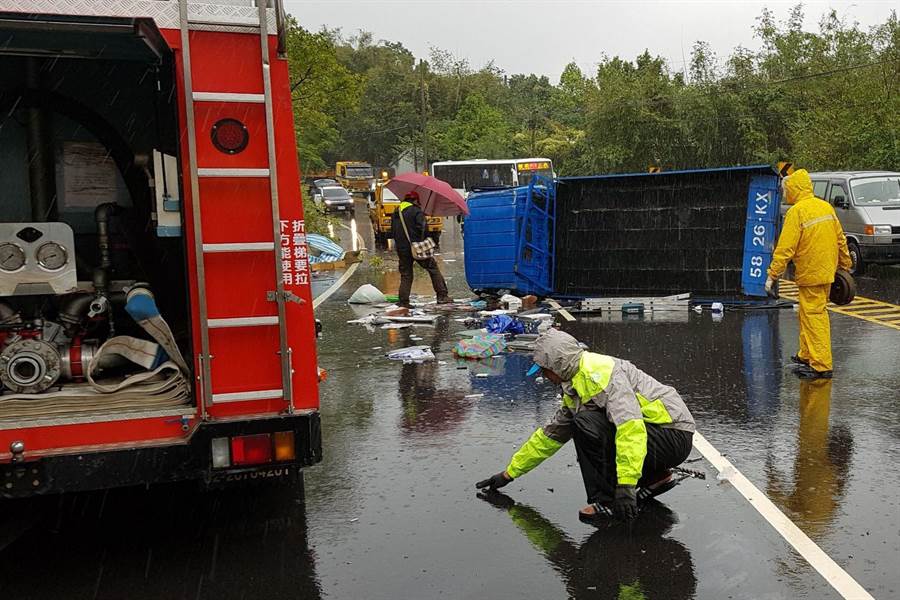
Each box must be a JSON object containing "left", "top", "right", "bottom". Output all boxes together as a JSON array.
[{"left": 419, "top": 60, "right": 428, "bottom": 172}]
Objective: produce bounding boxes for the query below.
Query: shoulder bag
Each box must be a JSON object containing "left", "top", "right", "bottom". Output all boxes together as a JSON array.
[{"left": 398, "top": 204, "right": 436, "bottom": 260}]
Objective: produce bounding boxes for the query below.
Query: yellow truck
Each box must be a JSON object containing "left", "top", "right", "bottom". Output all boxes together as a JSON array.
[
  {"left": 336, "top": 161, "right": 376, "bottom": 201},
  {"left": 370, "top": 178, "right": 443, "bottom": 247}
]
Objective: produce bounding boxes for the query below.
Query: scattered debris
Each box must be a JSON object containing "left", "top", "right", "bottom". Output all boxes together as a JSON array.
[
  {"left": 307, "top": 233, "right": 345, "bottom": 263},
  {"left": 486, "top": 314, "right": 526, "bottom": 334},
  {"left": 349, "top": 284, "right": 387, "bottom": 304},
  {"left": 581, "top": 293, "right": 690, "bottom": 313},
  {"left": 479, "top": 309, "right": 517, "bottom": 317},
  {"left": 500, "top": 294, "right": 522, "bottom": 311},
  {"left": 716, "top": 466, "right": 736, "bottom": 482},
  {"left": 452, "top": 334, "right": 507, "bottom": 359},
  {"left": 475, "top": 373, "right": 488, "bottom": 378},
  {"left": 348, "top": 314, "right": 383, "bottom": 325},
  {"left": 546, "top": 299, "right": 576, "bottom": 322},
  {"left": 386, "top": 346, "right": 435, "bottom": 363},
  {"left": 455, "top": 328, "right": 487, "bottom": 338},
  {"left": 464, "top": 393, "right": 484, "bottom": 399}
]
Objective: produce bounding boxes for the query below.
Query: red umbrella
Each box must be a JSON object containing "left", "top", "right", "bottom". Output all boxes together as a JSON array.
[{"left": 385, "top": 172, "right": 469, "bottom": 217}]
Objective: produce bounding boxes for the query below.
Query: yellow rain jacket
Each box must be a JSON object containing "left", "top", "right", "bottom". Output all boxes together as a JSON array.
[{"left": 767, "top": 169, "right": 852, "bottom": 285}]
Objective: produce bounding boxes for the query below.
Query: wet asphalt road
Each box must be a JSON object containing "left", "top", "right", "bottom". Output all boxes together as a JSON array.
[{"left": 2, "top": 200, "right": 899, "bottom": 599}]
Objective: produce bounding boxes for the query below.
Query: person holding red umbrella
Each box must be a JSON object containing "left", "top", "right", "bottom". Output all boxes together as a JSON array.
[{"left": 391, "top": 190, "right": 452, "bottom": 307}]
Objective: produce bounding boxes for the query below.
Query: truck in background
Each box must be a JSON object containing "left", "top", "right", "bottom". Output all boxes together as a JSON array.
[
  {"left": 463, "top": 165, "right": 782, "bottom": 299},
  {"left": 336, "top": 160, "right": 376, "bottom": 202}
]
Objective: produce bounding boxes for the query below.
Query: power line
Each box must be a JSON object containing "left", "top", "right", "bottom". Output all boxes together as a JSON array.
[{"left": 727, "top": 58, "right": 899, "bottom": 89}]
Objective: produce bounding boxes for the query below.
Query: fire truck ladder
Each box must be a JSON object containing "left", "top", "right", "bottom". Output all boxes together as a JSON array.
[{"left": 177, "top": 0, "right": 293, "bottom": 418}]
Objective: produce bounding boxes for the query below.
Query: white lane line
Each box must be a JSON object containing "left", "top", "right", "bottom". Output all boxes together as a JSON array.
[
  {"left": 312, "top": 222, "right": 366, "bottom": 310},
  {"left": 692, "top": 432, "right": 874, "bottom": 600}
]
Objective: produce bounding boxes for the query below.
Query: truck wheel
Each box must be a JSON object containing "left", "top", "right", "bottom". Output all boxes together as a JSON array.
[{"left": 848, "top": 240, "right": 865, "bottom": 275}]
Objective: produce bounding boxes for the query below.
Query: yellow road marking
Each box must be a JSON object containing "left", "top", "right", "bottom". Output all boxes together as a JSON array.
[{"left": 778, "top": 282, "right": 900, "bottom": 331}]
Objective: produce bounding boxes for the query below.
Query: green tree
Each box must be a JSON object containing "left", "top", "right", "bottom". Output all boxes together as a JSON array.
[
  {"left": 284, "top": 20, "right": 360, "bottom": 172},
  {"left": 433, "top": 93, "right": 512, "bottom": 159}
]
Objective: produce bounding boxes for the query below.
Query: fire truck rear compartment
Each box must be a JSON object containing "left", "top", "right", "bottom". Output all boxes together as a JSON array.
[{"left": 0, "top": 14, "right": 194, "bottom": 426}]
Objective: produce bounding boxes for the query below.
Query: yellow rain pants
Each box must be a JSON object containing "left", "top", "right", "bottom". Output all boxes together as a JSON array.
[
  {"left": 797, "top": 284, "right": 832, "bottom": 372},
  {"left": 768, "top": 379, "right": 842, "bottom": 536}
]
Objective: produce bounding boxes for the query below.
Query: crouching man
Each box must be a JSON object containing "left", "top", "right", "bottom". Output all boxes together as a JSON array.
[{"left": 476, "top": 329, "right": 696, "bottom": 523}]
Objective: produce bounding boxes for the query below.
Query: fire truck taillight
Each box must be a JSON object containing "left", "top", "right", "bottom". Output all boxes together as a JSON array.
[
  {"left": 211, "top": 437, "right": 231, "bottom": 468},
  {"left": 274, "top": 431, "right": 296, "bottom": 461},
  {"left": 230, "top": 433, "right": 273, "bottom": 466},
  {"left": 211, "top": 118, "right": 249, "bottom": 155}
]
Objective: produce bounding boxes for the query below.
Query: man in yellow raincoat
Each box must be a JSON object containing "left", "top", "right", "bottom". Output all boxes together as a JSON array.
[{"left": 766, "top": 169, "right": 852, "bottom": 378}]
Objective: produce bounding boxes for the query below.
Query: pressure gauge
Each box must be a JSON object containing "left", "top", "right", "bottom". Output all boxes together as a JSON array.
[
  {"left": 0, "top": 242, "right": 26, "bottom": 272},
  {"left": 36, "top": 242, "right": 68, "bottom": 271}
]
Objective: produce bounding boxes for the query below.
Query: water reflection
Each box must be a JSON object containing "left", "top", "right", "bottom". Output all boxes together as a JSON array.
[
  {"left": 766, "top": 379, "right": 854, "bottom": 536},
  {"left": 479, "top": 491, "right": 696, "bottom": 599},
  {"left": 398, "top": 360, "right": 473, "bottom": 434},
  {"left": 0, "top": 484, "right": 322, "bottom": 600},
  {"left": 741, "top": 312, "right": 782, "bottom": 418},
  {"left": 397, "top": 316, "right": 475, "bottom": 435}
]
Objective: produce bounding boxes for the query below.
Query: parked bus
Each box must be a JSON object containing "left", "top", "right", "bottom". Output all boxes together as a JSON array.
[{"left": 431, "top": 158, "right": 554, "bottom": 197}]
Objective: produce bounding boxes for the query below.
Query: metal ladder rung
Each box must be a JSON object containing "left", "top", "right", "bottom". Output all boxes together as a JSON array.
[
  {"left": 212, "top": 389, "right": 283, "bottom": 403},
  {"left": 208, "top": 316, "right": 279, "bottom": 329},
  {"left": 193, "top": 92, "right": 265, "bottom": 104},
  {"left": 187, "top": 14, "right": 260, "bottom": 28},
  {"left": 198, "top": 168, "right": 270, "bottom": 178},
  {"left": 203, "top": 242, "right": 275, "bottom": 253}
]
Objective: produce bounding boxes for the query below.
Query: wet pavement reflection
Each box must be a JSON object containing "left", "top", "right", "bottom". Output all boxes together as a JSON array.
[
  {"left": 2, "top": 201, "right": 899, "bottom": 599},
  {"left": 477, "top": 491, "right": 697, "bottom": 599},
  {"left": 0, "top": 483, "right": 321, "bottom": 600}
]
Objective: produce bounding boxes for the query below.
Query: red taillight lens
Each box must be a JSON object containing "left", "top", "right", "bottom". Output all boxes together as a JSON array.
[
  {"left": 230, "top": 433, "right": 272, "bottom": 466},
  {"left": 211, "top": 118, "right": 249, "bottom": 154}
]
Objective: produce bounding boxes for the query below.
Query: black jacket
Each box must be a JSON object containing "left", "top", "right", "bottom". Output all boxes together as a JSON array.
[{"left": 391, "top": 202, "right": 427, "bottom": 251}]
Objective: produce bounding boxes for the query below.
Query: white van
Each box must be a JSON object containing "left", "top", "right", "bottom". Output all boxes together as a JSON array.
[{"left": 806, "top": 172, "right": 900, "bottom": 274}]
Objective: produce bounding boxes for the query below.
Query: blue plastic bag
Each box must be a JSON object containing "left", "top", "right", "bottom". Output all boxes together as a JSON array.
[{"left": 485, "top": 314, "right": 525, "bottom": 335}]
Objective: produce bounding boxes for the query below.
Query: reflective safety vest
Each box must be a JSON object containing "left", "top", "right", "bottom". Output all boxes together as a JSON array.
[{"left": 506, "top": 352, "right": 694, "bottom": 485}]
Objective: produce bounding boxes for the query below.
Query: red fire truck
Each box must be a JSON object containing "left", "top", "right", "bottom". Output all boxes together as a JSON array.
[{"left": 0, "top": 0, "right": 321, "bottom": 498}]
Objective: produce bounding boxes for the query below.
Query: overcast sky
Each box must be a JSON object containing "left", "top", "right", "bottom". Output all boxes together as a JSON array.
[{"left": 283, "top": 0, "right": 897, "bottom": 80}]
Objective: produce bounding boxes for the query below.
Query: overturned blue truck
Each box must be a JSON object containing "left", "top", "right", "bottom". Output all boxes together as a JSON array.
[{"left": 463, "top": 165, "right": 783, "bottom": 299}]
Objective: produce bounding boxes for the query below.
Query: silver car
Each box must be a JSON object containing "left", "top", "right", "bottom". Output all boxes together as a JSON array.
[
  {"left": 782, "top": 172, "right": 900, "bottom": 274},
  {"left": 314, "top": 185, "right": 354, "bottom": 213}
]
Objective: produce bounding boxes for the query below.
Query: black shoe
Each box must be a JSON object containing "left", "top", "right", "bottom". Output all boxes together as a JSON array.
[
  {"left": 436, "top": 296, "right": 454, "bottom": 304},
  {"left": 578, "top": 502, "right": 615, "bottom": 526},
  {"left": 637, "top": 469, "right": 678, "bottom": 503},
  {"left": 790, "top": 354, "right": 810, "bottom": 366},
  {"left": 794, "top": 365, "right": 833, "bottom": 379}
]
